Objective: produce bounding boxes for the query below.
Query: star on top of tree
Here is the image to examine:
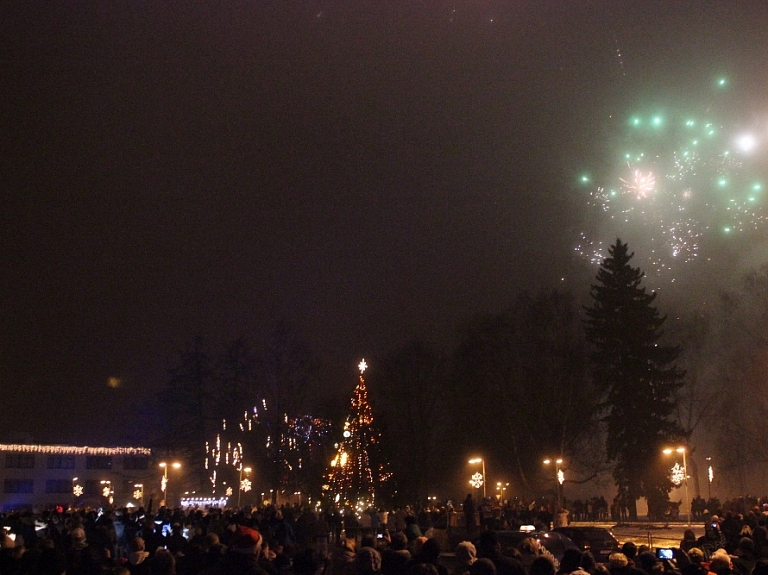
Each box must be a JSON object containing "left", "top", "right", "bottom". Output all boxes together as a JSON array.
[{"left": 358, "top": 359, "right": 367, "bottom": 373}]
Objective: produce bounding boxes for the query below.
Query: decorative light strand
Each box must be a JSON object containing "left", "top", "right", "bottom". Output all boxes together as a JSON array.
[{"left": 0, "top": 444, "right": 151, "bottom": 456}]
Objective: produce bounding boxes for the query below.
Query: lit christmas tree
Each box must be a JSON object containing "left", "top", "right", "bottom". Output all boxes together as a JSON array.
[{"left": 327, "top": 359, "right": 392, "bottom": 506}]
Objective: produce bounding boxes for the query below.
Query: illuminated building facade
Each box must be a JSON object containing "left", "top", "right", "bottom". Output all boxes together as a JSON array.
[{"left": 0, "top": 444, "right": 153, "bottom": 510}]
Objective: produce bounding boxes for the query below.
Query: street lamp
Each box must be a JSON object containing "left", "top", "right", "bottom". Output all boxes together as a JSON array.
[
  {"left": 663, "top": 447, "right": 689, "bottom": 526},
  {"left": 159, "top": 462, "right": 182, "bottom": 507},
  {"left": 468, "top": 458, "right": 486, "bottom": 498},
  {"left": 543, "top": 458, "right": 564, "bottom": 511},
  {"left": 496, "top": 482, "right": 509, "bottom": 501},
  {"left": 238, "top": 466, "right": 252, "bottom": 508}
]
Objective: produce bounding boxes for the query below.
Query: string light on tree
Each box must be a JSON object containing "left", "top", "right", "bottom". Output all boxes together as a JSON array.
[
  {"left": 205, "top": 406, "right": 331, "bottom": 493},
  {"left": 327, "top": 360, "right": 392, "bottom": 505}
]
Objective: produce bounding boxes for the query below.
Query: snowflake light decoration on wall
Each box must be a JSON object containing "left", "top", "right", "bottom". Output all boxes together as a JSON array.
[{"left": 671, "top": 462, "right": 685, "bottom": 486}]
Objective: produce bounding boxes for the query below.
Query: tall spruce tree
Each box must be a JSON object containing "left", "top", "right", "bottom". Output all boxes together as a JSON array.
[{"left": 584, "top": 239, "right": 686, "bottom": 520}]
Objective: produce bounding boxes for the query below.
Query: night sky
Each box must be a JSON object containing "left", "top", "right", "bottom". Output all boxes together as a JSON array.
[{"left": 2, "top": 2, "right": 767, "bottom": 443}]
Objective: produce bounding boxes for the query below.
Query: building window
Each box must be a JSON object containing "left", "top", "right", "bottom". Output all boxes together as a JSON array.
[
  {"left": 47, "top": 455, "right": 76, "bottom": 469},
  {"left": 85, "top": 456, "right": 112, "bottom": 470},
  {"left": 45, "top": 479, "right": 72, "bottom": 494},
  {"left": 4, "top": 479, "right": 34, "bottom": 493},
  {"left": 84, "top": 480, "right": 101, "bottom": 495},
  {"left": 5, "top": 453, "right": 35, "bottom": 469},
  {"left": 123, "top": 456, "right": 149, "bottom": 470}
]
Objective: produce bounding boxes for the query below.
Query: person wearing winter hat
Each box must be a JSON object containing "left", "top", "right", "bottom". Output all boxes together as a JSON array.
[
  {"left": 558, "top": 549, "right": 587, "bottom": 575},
  {"left": 70, "top": 528, "right": 88, "bottom": 551},
  {"left": 381, "top": 532, "right": 411, "bottom": 575},
  {"left": 409, "top": 539, "right": 448, "bottom": 575},
  {"left": 356, "top": 547, "right": 383, "bottom": 575},
  {"left": 128, "top": 537, "right": 151, "bottom": 575},
  {"left": 470, "top": 559, "right": 497, "bottom": 575},
  {"left": 454, "top": 542, "right": 477, "bottom": 575},
  {"left": 229, "top": 527, "right": 262, "bottom": 555},
  {"left": 201, "top": 526, "right": 266, "bottom": 575}
]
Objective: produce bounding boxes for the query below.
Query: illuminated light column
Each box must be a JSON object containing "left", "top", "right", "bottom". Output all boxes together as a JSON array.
[
  {"left": 468, "top": 458, "right": 486, "bottom": 498},
  {"left": 100, "top": 480, "right": 114, "bottom": 504},
  {"left": 159, "top": 461, "right": 182, "bottom": 507},
  {"left": 238, "top": 466, "right": 252, "bottom": 508},
  {"left": 663, "top": 447, "right": 689, "bottom": 526},
  {"left": 543, "top": 458, "right": 564, "bottom": 512}
]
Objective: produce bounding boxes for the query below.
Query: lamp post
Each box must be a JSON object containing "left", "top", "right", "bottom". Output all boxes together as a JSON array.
[
  {"left": 543, "top": 458, "right": 563, "bottom": 512},
  {"left": 159, "top": 462, "right": 182, "bottom": 507},
  {"left": 468, "top": 458, "right": 486, "bottom": 498},
  {"left": 238, "top": 466, "right": 252, "bottom": 508},
  {"left": 663, "top": 447, "right": 689, "bottom": 526}
]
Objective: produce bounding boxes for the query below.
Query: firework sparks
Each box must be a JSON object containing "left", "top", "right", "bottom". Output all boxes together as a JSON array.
[
  {"left": 620, "top": 169, "right": 656, "bottom": 198},
  {"left": 575, "top": 77, "right": 768, "bottom": 280}
]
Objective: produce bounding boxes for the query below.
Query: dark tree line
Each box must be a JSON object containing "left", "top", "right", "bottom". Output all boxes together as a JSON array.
[
  {"left": 149, "top": 239, "right": 697, "bottom": 510},
  {"left": 450, "top": 290, "right": 598, "bottom": 497},
  {"left": 153, "top": 323, "right": 328, "bottom": 498}
]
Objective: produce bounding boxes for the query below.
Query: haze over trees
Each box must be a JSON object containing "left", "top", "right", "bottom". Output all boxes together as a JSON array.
[{"left": 150, "top": 239, "right": 768, "bottom": 506}]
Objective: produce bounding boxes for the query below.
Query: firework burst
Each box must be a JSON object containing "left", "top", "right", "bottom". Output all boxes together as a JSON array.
[{"left": 576, "top": 78, "right": 768, "bottom": 281}]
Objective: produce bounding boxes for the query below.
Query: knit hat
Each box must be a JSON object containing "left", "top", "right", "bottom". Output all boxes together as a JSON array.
[
  {"left": 70, "top": 528, "right": 87, "bottom": 550},
  {"left": 230, "top": 526, "right": 262, "bottom": 554},
  {"left": 608, "top": 553, "right": 628, "bottom": 569},
  {"left": 356, "top": 547, "right": 382, "bottom": 575},
  {"left": 456, "top": 541, "right": 477, "bottom": 565},
  {"left": 688, "top": 548, "right": 705, "bottom": 563}
]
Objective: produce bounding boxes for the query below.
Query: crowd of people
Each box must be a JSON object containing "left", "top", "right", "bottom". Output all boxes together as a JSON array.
[{"left": 0, "top": 499, "right": 767, "bottom": 575}]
